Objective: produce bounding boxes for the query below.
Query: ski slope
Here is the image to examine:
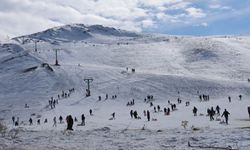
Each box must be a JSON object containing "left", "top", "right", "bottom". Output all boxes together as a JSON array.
[{"left": 1, "top": 24, "right": 250, "bottom": 149}]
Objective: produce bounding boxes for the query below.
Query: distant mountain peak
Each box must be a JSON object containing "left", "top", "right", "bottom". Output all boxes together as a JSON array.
[{"left": 12, "top": 24, "right": 139, "bottom": 44}]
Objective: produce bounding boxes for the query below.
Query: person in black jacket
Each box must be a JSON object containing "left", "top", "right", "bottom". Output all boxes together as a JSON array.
[
  {"left": 147, "top": 110, "right": 150, "bottom": 121},
  {"left": 134, "top": 111, "right": 138, "bottom": 119},
  {"left": 89, "top": 109, "right": 93, "bottom": 116},
  {"left": 193, "top": 107, "right": 198, "bottom": 116},
  {"left": 66, "top": 115, "right": 74, "bottom": 130},
  {"left": 29, "top": 118, "right": 33, "bottom": 125},
  {"left": 216, "top": 105, "right": 220, "bottom": 115},
  {"left": 59, "top": 116, "right": 63, "bottom": 124},
  {"left": 221, "top": 109, "right": 230, "bottom": 124},
  {"left": 130, "top": 110, "right": 133, "bottom": 118},
  {"left": 81, "top": 114, "right": 85, "bottom": 126}
]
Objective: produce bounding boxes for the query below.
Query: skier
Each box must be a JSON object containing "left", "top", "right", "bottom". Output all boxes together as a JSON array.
[
  {"left": 105, "top": 94, "right": 108, "bottom": 100},
  {"left": 66, "top": 115, "right": 74, "bottom": 130},
  {"left": 147, "top": 110, "right": 150, "bottom": 121},
  {"left": 37, "top": 119, "right": 40, "bottom": 125},
  {"left": 53, "top": 117, "right": 57, "bottom": 127},
  {"left": 221, "top": 109, "right": 230, "bottom": 124},
  {"left": 74, "top": 117, "right": 78, "bottom": 122},
  {"left": 98, "top": 96, "right": 101, "bottom": 101},
  {"left": 44, "top": 118, "right": 48, "bottom": 123},
  {"left": 29, "top": 118, "right": 33, "bottom": 125},
  {"left": 81, "top": 114, "right": 85, "bottom": 126},
  {"left": 193, "top": 107, "right": 198, "bottom": 116},
  {"left": 228, "top": 96, "right": 231, "bottom": 102}
]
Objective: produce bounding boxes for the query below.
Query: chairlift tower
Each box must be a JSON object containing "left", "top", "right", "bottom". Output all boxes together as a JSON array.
[
  {"left": 84, "top": 78, "right": 93, "bottom": 97},
  {"left": 34, "top": 40, "right": 38, "bottom": 52},
  {"left": 54, "top": 49, "right": 60, "bottom": 66}
]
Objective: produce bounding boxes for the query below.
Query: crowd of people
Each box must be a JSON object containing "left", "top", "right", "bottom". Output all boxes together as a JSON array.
[
  {"left": 10, "top": 87, "right": 249, "bottom": 131},
  {"left": 48, "top": 88, "right": 75, "bottom": 109},
  {"left": 98, "top": 93, "right": 118, "bottom": 101}
]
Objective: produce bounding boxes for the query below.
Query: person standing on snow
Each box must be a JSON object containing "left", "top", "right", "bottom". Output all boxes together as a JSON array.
[
  {"left": 81, "top": 114, "right": 85, "bottom": 126},
  {"left": 59, "top": 116, "right": 63, "bottom": 124},
  {"left": 239, "top": 95, "right": 242, "bottom": 100},
  {"left": 193, "top": 107, "right": 198, "bottom": 116},
  {"left": 221, "top": 109, "right": 230, "bottom": 124},
  {"left": 111, "top": 112, "right": 115, "bottom": 120},
  {"left": 248, "top": 107, "right": 250, "bottom": 119},
  {"left": 157, "top": 105, "right": 161, "bottom": 112},
  {"left": 29, "top": 118, "right": 33, "bottom": 125},
  {"left": 53, "top": 117, "right": 57, "bottom": 127},
  {"left": 164, "top": 108, "right": 167, "bottom": 115},
  {"left": 12, "top": 116, "right": 15, "bottom": 125},
  {"left": 147, "top": 110, "right": 150, "bottom": 121},
  {"left": 89, "top": 109, "right": 93, "bottom": 116},
  {"left": 216, "top": 105, "right": 220, "bottom": 115},
  {"left": 210, "top": 107, "right": 215, "bottom": 121},
  {"left": 66, "top": 115, "right": 74, "bottom": 130},
  {"left": 134, "top": 111, "right": 138, "bottom": 119},
  {"left": 130, "top": 110, "right": 134, "bottom": 118}
]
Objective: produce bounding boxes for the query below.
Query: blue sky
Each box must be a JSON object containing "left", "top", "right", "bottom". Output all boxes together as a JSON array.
[
  {"left": 0, "top": 0, "right": 250, "bottom": 39},
  {"left": 149, "top": 0, "right": 250, "bottom": 35}
]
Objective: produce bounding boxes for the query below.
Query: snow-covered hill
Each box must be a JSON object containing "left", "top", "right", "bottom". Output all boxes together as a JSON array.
[
  {"left": 1, "top": 25, "right": 250, "bottom": 149},
  {"left": 12, "top": 24, "right": 139, "bottom": 44}
]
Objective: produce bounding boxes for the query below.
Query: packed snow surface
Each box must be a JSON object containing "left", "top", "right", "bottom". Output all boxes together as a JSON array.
[{"left": 1, "top": 25, "right": 250, "bottom": 149}]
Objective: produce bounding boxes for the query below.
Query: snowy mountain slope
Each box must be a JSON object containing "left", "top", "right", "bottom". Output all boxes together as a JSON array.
[
  {"left": 20, "top": 33, "right": 250, "bottom": 81},
  {"left": 0, "top": 43, "right": 75, "bottom": 120},
  {"left": 1, "top": 25, "right": 250, "bottom": 149},
  {"left": 12, "top": 24, "right": 139, "bottom": 44}
]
